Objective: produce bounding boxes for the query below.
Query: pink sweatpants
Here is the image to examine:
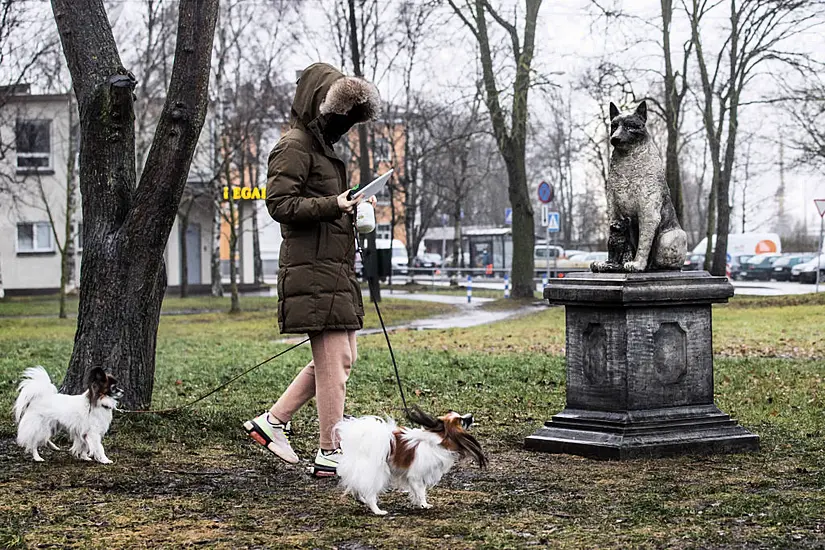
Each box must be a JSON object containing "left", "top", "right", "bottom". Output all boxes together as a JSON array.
[{"left": 270, "top": 330, "right": 357, "bottom": 450}]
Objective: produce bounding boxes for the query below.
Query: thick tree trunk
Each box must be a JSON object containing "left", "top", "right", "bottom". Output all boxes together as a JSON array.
[
  {"left": 53, "top": 0, "right": 218, "bottom": 408},
  {"left": 505, "top": 151, "right": 535, "bottom": 298}
]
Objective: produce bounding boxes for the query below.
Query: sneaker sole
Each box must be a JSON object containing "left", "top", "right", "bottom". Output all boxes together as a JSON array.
[
  {"left": 307, "top": 465, "right": 337, "bottom": 477},
  {"left": 243, "top": 421, "right": 300, "bottom": 465}
]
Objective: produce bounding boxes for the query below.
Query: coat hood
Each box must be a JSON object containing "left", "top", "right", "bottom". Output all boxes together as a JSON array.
[{"left": 290, "top": 62, "right": 381, "bottom": 129}]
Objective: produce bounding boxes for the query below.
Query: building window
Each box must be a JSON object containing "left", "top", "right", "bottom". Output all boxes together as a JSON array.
[
  {"left": 15, "top": 119, "right": 52, "bottom": 171},
  {"left": 376, "top": 223, "right": 391, "bottom": 241},
  {"left": 17, "top": 222, "right": 54, "bottom": 253}
]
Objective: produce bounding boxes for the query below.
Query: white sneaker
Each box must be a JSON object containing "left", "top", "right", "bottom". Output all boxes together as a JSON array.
[
  {"left": 243, "top": 413, "right": 299, "bottom": 464},
  {"left": 310, "top": 448, "right": 342, "bottom": 477}
]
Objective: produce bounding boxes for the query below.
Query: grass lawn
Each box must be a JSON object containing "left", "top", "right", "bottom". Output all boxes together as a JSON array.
[{"left": 0, "top": 293, "right": 823, "bottom": 549}]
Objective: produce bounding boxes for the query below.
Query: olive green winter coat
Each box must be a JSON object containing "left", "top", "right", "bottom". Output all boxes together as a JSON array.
[{"left": 266, "top": 63, "right": 380, "bottom": 334}]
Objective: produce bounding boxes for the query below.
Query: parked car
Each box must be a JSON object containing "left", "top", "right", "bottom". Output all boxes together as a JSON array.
[
  {"left": 727, "top": 254, "right": 753, "bottom": 280},
  {"left": 565, "top": 251, "right": 608, "bottom": 268},
  {"left": 683, "top": 254, "right": 705, "bottom": 271},
  {"left": 391, "top": 246, "right": 408, "bottom": 275},
  {"left": 772, "top": 254, "right": 814, "bottom": 282},
  {"left": 797, "top": 254, "right": 825, "bottom": 284},
  {"left": 412, "top": 253, "right": 442, "bottom": 269},
  {"left": 739, "top": 253, "right": 783, "bottom": 281}
]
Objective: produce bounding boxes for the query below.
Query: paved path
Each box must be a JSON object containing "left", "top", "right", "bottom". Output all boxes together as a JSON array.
[{"left": 373, "top": 291, "right": 540, "bottom": 332}]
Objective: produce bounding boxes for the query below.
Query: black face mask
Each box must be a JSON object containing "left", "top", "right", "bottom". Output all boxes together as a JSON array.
[
  {"left": 322, "top": 113, "right": 355, "bottom": 145},
  {"left": 321, "top": 103, "right": 371, "bottom": 145}
]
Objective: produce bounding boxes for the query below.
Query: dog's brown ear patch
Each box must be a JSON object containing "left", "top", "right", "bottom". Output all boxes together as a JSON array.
[
  {"left": 87, "top": 367, "right": 108, "bottom": 406},
  {"left": 406, "top": 405, "right": 444, "bottom": 432}
]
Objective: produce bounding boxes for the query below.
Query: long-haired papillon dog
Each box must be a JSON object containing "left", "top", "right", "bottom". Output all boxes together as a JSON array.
[
  {"left": 335, "top": 406, "right": 487, "bottom": 515},
  {"left": 14, "top": 366, "right": 123, "bottom": 464}
]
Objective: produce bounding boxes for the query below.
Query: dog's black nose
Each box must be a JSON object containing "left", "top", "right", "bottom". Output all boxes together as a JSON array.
[{"left": 610, "top": 137, "right": 621, "bottom": 146}]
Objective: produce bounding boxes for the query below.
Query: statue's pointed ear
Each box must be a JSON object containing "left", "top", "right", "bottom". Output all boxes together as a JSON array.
[
  {"left": 609, "top": 102, "right": 620, "bottom": 120},
  {"left": 635, "top": 100, "right": 647, "bottom": 123}
]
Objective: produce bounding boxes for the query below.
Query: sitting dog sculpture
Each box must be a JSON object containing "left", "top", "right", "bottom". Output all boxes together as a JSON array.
[{"left": 592, "top": 101, "right": 687, "bottom": 273}]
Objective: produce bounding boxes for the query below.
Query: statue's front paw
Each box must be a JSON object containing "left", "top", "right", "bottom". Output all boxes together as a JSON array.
[
  {"left": 623, "top": 261, "right": 644, "bottom": 273},
  {"left": 591, "top": 261, "right": 607, "bottom": 273}
]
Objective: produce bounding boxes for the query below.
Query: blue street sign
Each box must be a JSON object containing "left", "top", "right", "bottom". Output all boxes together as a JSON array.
[
  {"left": 538, "top": 181, "right": 554, "bottom": 204},
  {"left": 504, "top": 208, "right": 512, "bottom": 225},
  {"left": 547, "top": 212, "right": 560, "bottom": 233}
]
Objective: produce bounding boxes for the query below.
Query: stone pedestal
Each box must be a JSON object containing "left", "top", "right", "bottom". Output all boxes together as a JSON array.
[{"left": 525, "top": 271, "right": 759, "bottom": 459}]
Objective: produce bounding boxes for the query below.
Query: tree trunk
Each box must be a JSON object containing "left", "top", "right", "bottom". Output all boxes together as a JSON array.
[
  {"left": 251, "top": 200, "right": 263, "bottom": 284},
  {"left": 348, "top": 0, "right": 379, "bottom": 302},
  {"left": 226, "top": 173, "right": 240, "bottom": 314},
  {"left": 59, "top": 94, "right": 78, "bottom": 319},
  {"left": 211, "top": 195, "right": 223, "bottom": 297},
  {"left": 661, "top": 0, "right": 684, "bottom": 223},
  {"left": 54, "top": 0, "right": 218, "bottom": 408},
  {"left": 452, "top": 200, "right": 463, "bottom": 278},
  {"left": 703, "top": 178, "right": 716, "bottom": 271},
  {"left": 249, "top": 142, "right": 264, "bottom": 285},
  {"left": 180, "top": 214, "right": 189, "bottom": 298},
  {"left": 505, "top": 151, "right": 535, "bottom": 297},
  {"left": 447, "top": 0, "right": 540, "bottom": 299}
]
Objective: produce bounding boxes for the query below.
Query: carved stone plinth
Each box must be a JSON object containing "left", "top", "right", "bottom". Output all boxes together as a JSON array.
[{"left": 525, "top": 271, "right": 759, "bottom": 459}]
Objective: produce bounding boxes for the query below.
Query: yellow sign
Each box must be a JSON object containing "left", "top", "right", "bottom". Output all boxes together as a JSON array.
[{"left": 223, "top": 186, "right": 266, "bottom": 200}]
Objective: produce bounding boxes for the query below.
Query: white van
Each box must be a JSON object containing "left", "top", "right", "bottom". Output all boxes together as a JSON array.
[{"left": 692, "top": 233, "right": 781, "bottom": 256}]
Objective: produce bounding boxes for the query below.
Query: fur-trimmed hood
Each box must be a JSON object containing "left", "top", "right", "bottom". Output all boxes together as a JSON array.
[{"left": 290, "top": 63, "right": 380, "bottom": 129}]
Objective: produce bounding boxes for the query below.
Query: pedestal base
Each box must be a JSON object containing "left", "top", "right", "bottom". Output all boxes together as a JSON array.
[
  {"left": 525, "top": 404, "right": 759, "bottom": 459},
  {"left": 526, "top": 271, "right": 759, "bottom": 459}
]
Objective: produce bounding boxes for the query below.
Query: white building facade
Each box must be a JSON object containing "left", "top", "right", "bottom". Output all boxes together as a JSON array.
[{"left": 0, "top": 88, "right": 272, "bottom": 295}]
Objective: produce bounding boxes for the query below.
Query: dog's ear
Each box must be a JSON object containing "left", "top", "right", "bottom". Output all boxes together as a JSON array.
[
  {"left": 87, "top": 367, "right": 108, "bottom": 406},
  {"left": 609, "top": 101, "right": 620, "bottom": 121},
  {"left": 406, "top": 405, "right": 444, "bottom": 432},
  {"left": 635, "top": 100, "right": 647, "bottom": 123}
]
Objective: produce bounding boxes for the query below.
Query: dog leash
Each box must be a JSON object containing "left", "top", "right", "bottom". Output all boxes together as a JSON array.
[
  {"left": 116, "top": 338, "right": 310, "bottom": 414},
  {"left": 117, "top": 203, "right": 410, "bottom": 418}
]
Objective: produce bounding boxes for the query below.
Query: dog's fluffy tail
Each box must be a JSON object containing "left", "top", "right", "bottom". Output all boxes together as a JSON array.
[
  {"left": 335, "top": 416, "right": 396, "bottom": 501},
  {"left": 14, "top": 366, "right": 57, "bottom": 424}
]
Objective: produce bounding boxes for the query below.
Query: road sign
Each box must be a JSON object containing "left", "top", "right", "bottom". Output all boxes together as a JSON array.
[
  {"left": 547, "top": 212, "right": 560, "bottom": 233},
  {"left": 538, "top": 181, "right": 554, "bottom": 204},
  {"left": 540, "top": 204, "right": 548, "bottom": 226},
  {"left": 504, "top": 208, "right": 513, "bottom": 225},
  {"left": 816, "top": 199, "right": 825, "bottom": 217}
]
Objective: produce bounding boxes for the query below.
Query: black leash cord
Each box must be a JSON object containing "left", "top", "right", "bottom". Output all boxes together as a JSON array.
[
  {"left": 117, "top": 337, "right": 311, "bottom": 414},
  {"left": 354, "top": 234, "right": 409, "bottom": 416}
]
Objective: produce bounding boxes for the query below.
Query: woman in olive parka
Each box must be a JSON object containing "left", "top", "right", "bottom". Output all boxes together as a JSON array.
[{"left": 244, "top": 63, "right": 380, "bottom": 476}]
